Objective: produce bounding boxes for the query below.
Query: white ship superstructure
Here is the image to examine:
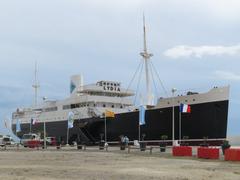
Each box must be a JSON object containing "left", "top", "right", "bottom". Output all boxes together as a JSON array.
[{"left": 12, "top": 75, "right": 135, "bottom": 125}]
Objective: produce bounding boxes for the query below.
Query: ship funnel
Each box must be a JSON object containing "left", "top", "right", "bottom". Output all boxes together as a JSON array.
[{"left": 70, "top": 75, "right": 83, "bottom": 94}]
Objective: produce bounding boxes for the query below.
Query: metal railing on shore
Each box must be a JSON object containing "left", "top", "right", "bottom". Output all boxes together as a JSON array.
[
  {"left": 0, "top": 138, "right": 227, "bottom": 151},
  {"left": 106, "top": 138, "right": 226, "bottom": 145}
]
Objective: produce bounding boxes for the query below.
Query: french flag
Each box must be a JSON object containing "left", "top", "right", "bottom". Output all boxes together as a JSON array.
[{"left": 180, "top": 104, "right": 191, "bottom": 113}]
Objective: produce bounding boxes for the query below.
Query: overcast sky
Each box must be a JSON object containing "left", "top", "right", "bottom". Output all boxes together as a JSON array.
[{"left": 0, "top": 0, "right": 240, "bottom": 136}]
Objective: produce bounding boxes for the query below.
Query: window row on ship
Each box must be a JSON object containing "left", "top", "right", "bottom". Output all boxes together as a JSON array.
[
  {"left": 86, "top": 92, "right": 125, "bottom": 97},
  {"left": 166, "top": 98, "right": 196, "bottom": 105},
  {"left": 62, "top": 102, "right": 124, "bottom": 110},
  {"left": 13, "top": 102, "right": 126, "bottom": 119}
]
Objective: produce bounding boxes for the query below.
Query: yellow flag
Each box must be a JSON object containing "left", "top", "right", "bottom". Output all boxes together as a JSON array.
[{"left": 105, "top": 110, "right": 115, "bottom": 118}]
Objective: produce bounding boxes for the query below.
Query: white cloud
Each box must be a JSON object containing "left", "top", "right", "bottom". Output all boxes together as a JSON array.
[
  {"left": 164, "top": 45, "right": 240, "bottom": 59},
  {"left": 214, "top": 70, "right": 240, "bottom": 81}
]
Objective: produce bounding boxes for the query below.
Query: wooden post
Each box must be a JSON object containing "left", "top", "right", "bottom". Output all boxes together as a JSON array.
[
  {"left": 128, "top": 146, "right": 131, "bottom": 154},
  {"left": 150, "top": 147, "right": 153, "bottom": 154}
]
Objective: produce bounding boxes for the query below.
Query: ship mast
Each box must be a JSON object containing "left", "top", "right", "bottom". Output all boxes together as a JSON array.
[
  {"left": 140, "top": 14, "right": 154, "bottom": 105},
  {"left": 32, "top": 61, "right": 40, "bottom": 107}
]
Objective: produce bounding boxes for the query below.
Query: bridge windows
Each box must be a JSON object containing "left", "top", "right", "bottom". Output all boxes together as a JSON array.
[
  {"left": 44, "top": 107, "right": 58, "bottom": 112},
  {"left": 63, "top": 105, "right": 71, "bottom": 110},
  {"left": 71, "top": 104, "right": 76, "bottom": 109}
]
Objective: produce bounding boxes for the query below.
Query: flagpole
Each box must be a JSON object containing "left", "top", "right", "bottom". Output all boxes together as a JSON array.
[
  {"left": 138, "top": 123, "right": 140, "bottom": 142},
  {"left": 67, "top": 124, "right": 69, "bottom": 145},
  {"left": 30, "top": 121, "right": 32, "bottom": 133},
  {"left": 172, "top": 88, "right": 177, "bottom": 146},
  {"left": 15, "top": 121, "right": 17, "bottom": 135},
  {"left": 16, "top": 119, "right": 21, "bottom": 137},
  {"left": 66, "top": 111, "right": 75, "bottom": 146},
  {"left": 179, "top": 111, "right": 181, "bottom": 142},
  {"left": 139, "top": 105, "right": 146, "bottom": 142},
  {"left": 104, "top": 114, "right": 107, "bottom": 143},
  {"left": 44, "top": 120, "right": 47, "bottom": 149}
]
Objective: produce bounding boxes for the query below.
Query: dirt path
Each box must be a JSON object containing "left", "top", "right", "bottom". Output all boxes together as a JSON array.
[{"left": 0, "top": 148, "right": 239, "bottom": 180}]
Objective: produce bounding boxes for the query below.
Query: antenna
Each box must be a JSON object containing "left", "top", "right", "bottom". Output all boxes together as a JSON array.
[
  {"left": 140, "top": 14, "right": 154, "bottom": 105},
  {"left": 32, "top": 61, "right": 40, "bottom": 107}
]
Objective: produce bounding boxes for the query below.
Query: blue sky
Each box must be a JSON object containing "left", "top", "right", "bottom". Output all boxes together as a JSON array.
[{"left": 0, "top": 0, "right": 239, "bottom": 136}]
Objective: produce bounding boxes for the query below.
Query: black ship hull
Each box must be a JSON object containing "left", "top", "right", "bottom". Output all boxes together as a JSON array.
[{"left": 13, "top": 100, "right": 229, "bottom": 145}]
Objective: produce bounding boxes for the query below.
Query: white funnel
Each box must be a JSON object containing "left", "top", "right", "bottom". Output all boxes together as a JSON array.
[{"left": 70, "top": 75, "right": 83, "bottom": 94}]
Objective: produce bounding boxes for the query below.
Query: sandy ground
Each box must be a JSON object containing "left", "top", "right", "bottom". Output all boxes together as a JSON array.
[{"left": 0, "top": 146, "right": 239, "bottom": 180}]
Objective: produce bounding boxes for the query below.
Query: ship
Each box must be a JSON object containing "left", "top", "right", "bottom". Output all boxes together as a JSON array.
[{"left": 11, "top": 17, "right": 229, "bottom": 145}]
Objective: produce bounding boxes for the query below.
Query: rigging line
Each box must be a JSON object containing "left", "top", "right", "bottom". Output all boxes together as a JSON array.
[
  {"left": 120, "top": 60, "right": 144, "bottom": 106},
  {"left": 150, "top": 61, "right": 169, "bottom": 97},
  {"left": 149, "top": 61, "right": 159, "bottom": 98},
  {"left": 134, "top": 60, "right": 144, "bottom": 105},
  {"left": 126, "top": 60, "right": 143, "bottom": 92}
]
